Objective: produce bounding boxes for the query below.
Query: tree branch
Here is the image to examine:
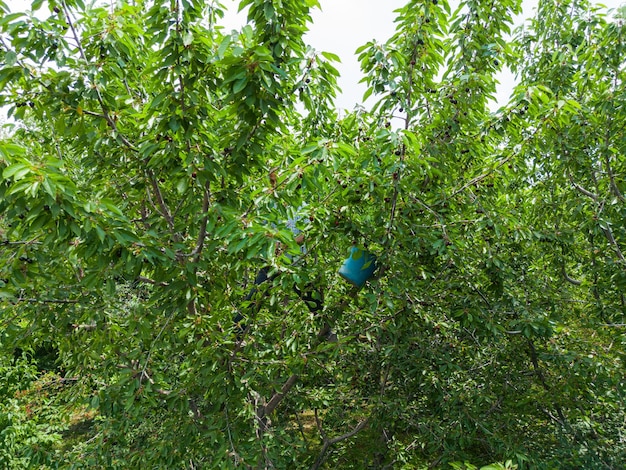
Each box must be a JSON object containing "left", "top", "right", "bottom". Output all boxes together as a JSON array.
[
  {"left": 603, "top": 153, "right": 625, "bottom": 203},
  {"left": 22, "top": 298, "right": 79, "bottom": 304},
  {"left": 191, "top": 181, "right": 211, "bottom": 262},
  {"left": 526, "top": 339, "right": 568, "bottom": 427},
  {"left": 310, "top": 411, "right": 370, "bottom": 470},
  {"left": 146, "top": 169, "right": 177, "bottom": 235},
  {"left": 329, "top": 422, "right": 369, "bottom": 447},
  {"left": 567, "top": 172, "right": 625, "bottom": 264},
  {"left": 260, "top": 373, "right": 299, "bottom": 418},
  {"left": 449, "top": 156, "right": 512, "bottom": 198},
  {"left": 410, "top": 195, "right": 450, "bottom": 243},
  {"left": 562, "top": 264, "right": 582, "bottom": 286},
  {"left": 61, "top": 1, "right": 137, "bottom": 151},
  {"left": 137, "top": 276, "right": 169, "bottom": 286},
  {"left": 568, "top": 173, "right": 598, "bottom": 201},
  {"left": 602, "top": 114, "right": 625, "bottom": 203},
  {"left": 599, "top": 222, "right": 626, "bottom": 264},
  {"left": 81, "top": 109, "right": 107, "bottom": 119}
]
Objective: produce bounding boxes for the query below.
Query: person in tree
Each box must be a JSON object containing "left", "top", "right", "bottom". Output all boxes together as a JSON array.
[{"left": 233, "top": 205, "right": 328, "bottom": 339}]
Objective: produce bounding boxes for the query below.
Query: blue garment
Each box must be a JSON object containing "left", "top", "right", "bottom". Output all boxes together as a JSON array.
[{"left": 284, "top": 207, "right": 307, "bottom": 261}]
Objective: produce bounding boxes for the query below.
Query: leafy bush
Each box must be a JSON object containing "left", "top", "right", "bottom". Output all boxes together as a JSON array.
[{"left": 0, "top": 355, "right": 67, "bottom": 469}]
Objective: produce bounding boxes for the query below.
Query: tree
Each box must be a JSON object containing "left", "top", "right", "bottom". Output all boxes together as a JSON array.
[{"left": 1, "top": 0, "right": 625, "bottom": 468}]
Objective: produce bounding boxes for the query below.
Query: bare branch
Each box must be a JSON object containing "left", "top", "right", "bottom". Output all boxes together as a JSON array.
[
  {"left": 449, "top": 156, "right": 511, "bottom": 198},
  {"left": 1, "top": 236, "right": 42, "bottom": 246},
  {"left": 140, "top": 312, "right": 176, "bottom": 385},
  {"left": 568, "top": 173, "right": 598, "bottom": 201},
  {"left": 262, "top": 374, "right": 299, "bottom": 418},
  {"left": 562, "top": 265, "right": 582, "bottom": 286},
  {"left": 72, "top": 323, "right": 97, "bottom": 331},
  {"left": 566, "top": 172, "right": 625, "bottom": 264},
  {"left": 224, "top": 405, "right": 242, "bottom": 465},
  {"left": 81, "top": 109, "right": 107, "bottom": 119},
  {"left": 600, "top": 223, "right": 626, "bottom": 264},
  {"left": 137, "top": 276, "right": 169, "bottom": 286},
  {"left": 191, "top": 181, "right": 211, "bottom": 262},
  {"left": 410, "top": 195, "right": 450, "bottom": 243},
  {"left": 314, "top": 409, "right": 327, "bottom": 440},
  {"left": 602, "top": 118, "right": 625, "bottom": 202},
  {"left": 22, "top": 298, "right": 79, "bottom": 304},
  {"left": 604, "top": 155, "right": 625, "bottom": 203},
  {"left": 186, "top": 300, "right": 197, "bottom": 317},
  {"left": 147, "top": 169, "right": 177, "bottom": 235}
]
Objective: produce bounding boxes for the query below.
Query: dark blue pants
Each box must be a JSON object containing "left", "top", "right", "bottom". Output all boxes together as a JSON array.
[{"left": 234, "top": 267, "right": 323, "bottom": 334}]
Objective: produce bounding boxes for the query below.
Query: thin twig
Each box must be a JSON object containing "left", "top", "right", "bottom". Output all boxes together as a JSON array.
[
  {"left": 139, "top": 312, "right": 176, "bottom": 385},
  {"left": 224, "top": 404, "right": 241, "bottom": 465},
  {"left": 449, "top": 156, "right": 512, "bottom": 198},
  {"left": 136, "top": 276, "right": 169, "bottom": 286},
  {"left": 146, "top": 169, "right": 177, "bottom": 235},
  {"left": 191, "top": 181, "right": 211, "bottom": 262},
  {"left": 410, "top": 195, "right": 450, "bottom": 243},
  {"left": 599, "top": 223, "right": 626, "bottom": 264},
  {"left": 602, "top": 108, "right": 625, "bottom": 202},
  {"left": 22, "top": 298, "right": 79, "bottom": 304},
  {"left": 61, "top": 1, "right": 136, "bottom": 151}
]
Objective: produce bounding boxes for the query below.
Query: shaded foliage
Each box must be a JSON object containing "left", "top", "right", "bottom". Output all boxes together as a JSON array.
[{"left": 1, "top": 0, "right": 625, "bottom": 468}]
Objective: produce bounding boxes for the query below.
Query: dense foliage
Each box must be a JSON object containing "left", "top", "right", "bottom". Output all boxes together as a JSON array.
[{"left": 1, "top": 0, "right": 625, "bottom": 468}]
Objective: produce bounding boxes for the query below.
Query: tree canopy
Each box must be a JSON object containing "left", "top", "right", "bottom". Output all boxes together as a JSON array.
[{"left": 1, "top": 0, "right": 626, "bottom": 468}]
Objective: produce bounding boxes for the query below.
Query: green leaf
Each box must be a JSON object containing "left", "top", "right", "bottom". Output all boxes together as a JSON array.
[
  {"left": 176, "top": 177, "right": 188, "bottom": 194},
  {"left": 321, "top": 51, "right": 341, "bottom": 62},
  {"left": 3, "top": 50, "right": 17, "bottom": 66},
  {"left": 0, "top": 13, "right": 24, "bottom": 28},
  {"left": 233, "top": 77, "right": 247, "bottom": 94},
  {"left": 147, "top": 91, "right": 169, "bottom": 112},
  {"left": 95, "top": 225, "right": 106, "bottom": 243},
  {"left": 100, "top": 199, "right": 124, "bottom": 217},
  {"left": 0, "top": 142, "right": 25, "bottom": 157},
  {"left": 2, "top": 163, "right": 30, "bottom": 180},
  {"left": 301, "top": 142, "right": 320, "bottom": 155},
  {"left": 217, "top": 34, "right": 231, "bottom": 58},
  {"left": 42, "top": 177, "right": 56, "bottom": 197}
]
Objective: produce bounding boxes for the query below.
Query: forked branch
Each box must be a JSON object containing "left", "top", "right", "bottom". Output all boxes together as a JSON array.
[{"left": 310, "top": 409, "right": 370, "bottom": 470}]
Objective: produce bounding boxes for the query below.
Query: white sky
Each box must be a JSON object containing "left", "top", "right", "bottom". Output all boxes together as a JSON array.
[{"left": 5, "top": 0, "right": 626, "bottom": 113}]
